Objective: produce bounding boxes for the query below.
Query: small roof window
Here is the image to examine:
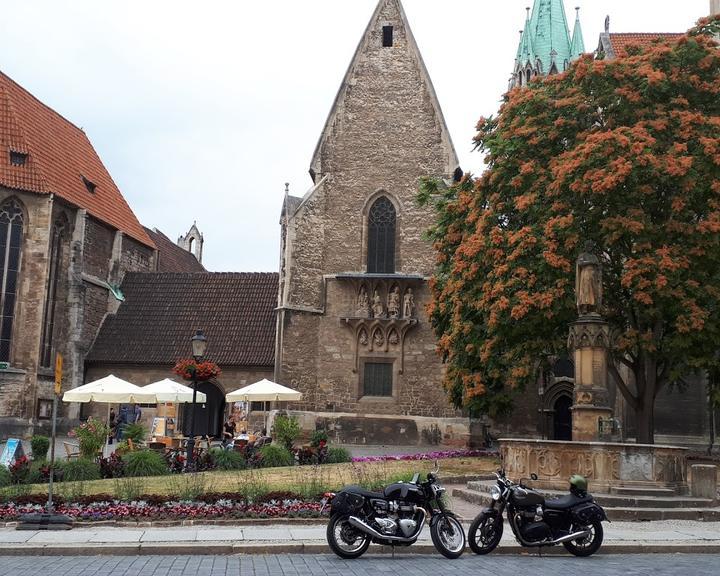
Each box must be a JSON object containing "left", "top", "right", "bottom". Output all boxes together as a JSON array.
[
  {"left": 9, "top": 151, "right": 28, "bottom": 166},
  {"left": 82, "top": 176, "right": 97, "bottom": 193}
]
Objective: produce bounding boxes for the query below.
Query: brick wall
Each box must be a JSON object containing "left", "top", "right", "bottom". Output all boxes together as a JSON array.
[{"left": 82, "top": 218, "right": 114, "bottom": 279}]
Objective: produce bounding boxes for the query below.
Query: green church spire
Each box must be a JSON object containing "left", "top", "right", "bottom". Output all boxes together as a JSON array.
[
  {"left": 571, "top": 7, "right": 586, "bottom": 58},
  {"left": 511, "top": 1, "right": 585, "bottom": 89}
]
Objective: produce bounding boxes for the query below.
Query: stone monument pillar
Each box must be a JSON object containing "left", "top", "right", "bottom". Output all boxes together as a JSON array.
[{"left": 567, "top": 242, "right": 613, "bottom": 441}]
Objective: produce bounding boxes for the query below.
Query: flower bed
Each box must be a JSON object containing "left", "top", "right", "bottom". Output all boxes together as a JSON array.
[
  {"left": 351, "top": 449, "right": 496, "bottom": 463},
  {"left": 0, "top": 494, "right": 323, "bottom": 522}
]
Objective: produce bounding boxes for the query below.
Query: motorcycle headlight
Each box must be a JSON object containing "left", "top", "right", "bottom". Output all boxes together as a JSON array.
[{"left": 490, "top": 485, "right": 502, "bottom": 501}]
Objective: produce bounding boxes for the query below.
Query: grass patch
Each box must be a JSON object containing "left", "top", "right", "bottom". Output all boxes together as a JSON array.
[{"left": 16, "top": 456, "right": 496, "bottom": 499}]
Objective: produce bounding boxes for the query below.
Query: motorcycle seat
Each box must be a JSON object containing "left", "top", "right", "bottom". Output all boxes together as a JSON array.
[
  {"left": 343, "top": 485, "right": 384, "bottom": 499},
  {"left": 544, "top": 493, "right": 592, "bottom": 510}
]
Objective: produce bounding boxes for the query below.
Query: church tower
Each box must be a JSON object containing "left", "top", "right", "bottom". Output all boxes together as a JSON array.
[
  {"left": 177, "top": 222, "right": 203, "bottom": 263},
  {"left": 276, "top": 0, "right": 462, "bottom": 443},
  {"left": 511, "top": 1, "right": 585, "bottom": 89}
]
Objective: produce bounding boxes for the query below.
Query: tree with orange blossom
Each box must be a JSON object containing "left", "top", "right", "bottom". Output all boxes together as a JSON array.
[{"left": 419, "top": 17, "right": 720, "bottom": 444}]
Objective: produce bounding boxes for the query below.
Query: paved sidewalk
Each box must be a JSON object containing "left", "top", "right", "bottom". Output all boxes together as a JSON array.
[{"left": 2, "top": 519, "right": 719, "bottom": 556}]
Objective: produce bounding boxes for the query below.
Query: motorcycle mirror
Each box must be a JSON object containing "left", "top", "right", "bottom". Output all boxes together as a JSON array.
[{"left": 530, "top": 473, "right": 538, "bottom": 481}]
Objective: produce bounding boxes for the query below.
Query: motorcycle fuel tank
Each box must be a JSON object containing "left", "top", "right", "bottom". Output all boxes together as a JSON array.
[
  {"left": 510, "top": 487, "right": 545, "bottom": 507},
  {"left": 383, "top": 482, "right": 424, "bottom": 504}
]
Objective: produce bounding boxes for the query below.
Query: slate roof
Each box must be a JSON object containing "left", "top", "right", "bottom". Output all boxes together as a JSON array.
[
  {"left": 0, "top": 71, "right": 153, "bottom": 248},
  {"left": 606, "top": 33, "right": 684, "bottom": 59},
  {"left": 143, "top": 227, "right": 205, "bottom": 273},
  {"left": 86, "top": 272, "right": 278, "bottom": 367}
]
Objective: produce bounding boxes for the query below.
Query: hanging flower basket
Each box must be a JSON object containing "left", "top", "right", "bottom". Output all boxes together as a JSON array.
[{"left": 173, "top": 359, "right": 222, "bottom": 382}]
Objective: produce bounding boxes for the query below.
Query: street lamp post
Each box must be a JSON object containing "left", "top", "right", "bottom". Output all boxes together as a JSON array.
[{"left": 186, "top": 329, "right": 207, "bottom": 470}]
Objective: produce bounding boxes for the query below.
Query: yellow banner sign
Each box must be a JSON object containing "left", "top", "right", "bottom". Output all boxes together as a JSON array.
[{"left": 54, "top": 354, "right": 63, "bottom": 395}]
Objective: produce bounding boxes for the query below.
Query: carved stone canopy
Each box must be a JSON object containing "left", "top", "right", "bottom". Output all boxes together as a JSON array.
[
  {"left": 567, "top": 317, "right": 610, "bottom": 352},
  {"left": 342, "top": 317, "right": 418, "bottom": 374}
]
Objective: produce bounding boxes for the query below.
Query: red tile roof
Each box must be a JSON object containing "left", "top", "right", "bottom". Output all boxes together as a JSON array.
[
  {"left": 144, "top": 227, "right": 206, "bottom": 273},
  {"left": 0, "top": 71, "right": 153, "bottom": 248},
  {"left": 608, "top": 33, "right": 684, "bottom": 57},
  {"left": 86, "top": 272, "right": 279, "bottom": 367}
]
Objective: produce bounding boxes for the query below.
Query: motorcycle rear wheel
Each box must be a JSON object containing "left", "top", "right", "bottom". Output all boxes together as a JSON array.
[
  {"left": 326, "top": 514, "right": 371, "bottom": 559},
  {"left": 430, "top": 515, "right": 466, "bottom": 559},
  {"left": 468, "top": 512, "right": 503, "bottom": 555},
  {"left": 562, "top": 521, "right": 604, "bottom": 557}
]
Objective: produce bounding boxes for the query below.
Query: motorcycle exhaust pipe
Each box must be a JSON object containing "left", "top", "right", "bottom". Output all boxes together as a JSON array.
[
  {"left": 348, "top": 510, "right": 426, "bottom": 543},
  {"left": 550, "top": 529, "right": 592, "bottom": 545}
]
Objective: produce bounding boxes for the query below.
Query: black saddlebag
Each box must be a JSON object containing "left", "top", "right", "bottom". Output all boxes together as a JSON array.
[
  {"left": 570, "top": 502, "right": 606, "bottom": 525},
  {"left": 331, "top": 491, "right": 365, "bottom": 515}
]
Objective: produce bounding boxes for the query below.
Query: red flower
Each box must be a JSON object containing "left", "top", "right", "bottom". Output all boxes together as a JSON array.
[{"left": 173, "top": 359, "right": 222, "bottom": 381}]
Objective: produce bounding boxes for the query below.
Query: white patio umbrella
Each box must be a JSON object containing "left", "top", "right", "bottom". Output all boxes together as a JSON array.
[
  {"left": 143, "top": 379, "right": 206, "bottom": 403},
  {"left": 62, "top": 375, "right": 157, "bottom": 455},
  {"left": 225, "top": 379, "right": 302, "bottom": 403},
  {"left": 225, "top": 379, "right": 302, "bottom": 431},
  {"left": 63, "top": 375, "right": 156, "bottom": 404}
]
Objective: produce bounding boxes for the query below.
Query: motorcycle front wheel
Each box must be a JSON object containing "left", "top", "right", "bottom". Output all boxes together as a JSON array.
[
  {"left": 326, "top": 514, "right": 371, "bottom": 559},
  {"left": 430, "top": 515, "right": 466, "bottom": 559},
  {"left": 562, "top": 521, "right": 604, "bottom": 557},
  {"left": 468, "top": 512, "right": 503, "bottom": 555}
]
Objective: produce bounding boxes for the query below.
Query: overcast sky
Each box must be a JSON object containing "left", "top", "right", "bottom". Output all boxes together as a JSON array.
[{"left": 0, "top": 1, "right": 710, "bottom": 271}]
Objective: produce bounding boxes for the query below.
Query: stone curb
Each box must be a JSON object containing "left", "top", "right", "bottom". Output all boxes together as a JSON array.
[{"left": 2, "top": 542, "right": 720, "bottom": 556}]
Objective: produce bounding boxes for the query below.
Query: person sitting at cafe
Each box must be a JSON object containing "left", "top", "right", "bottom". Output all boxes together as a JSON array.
[{"left": 222, "top": 417, "right": 235, "bottom": 443}]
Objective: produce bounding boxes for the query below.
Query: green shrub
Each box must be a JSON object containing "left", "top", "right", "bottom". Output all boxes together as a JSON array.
[
  {"left": 258, "top": 444, "right": 294, "bottom": 468},
  {"left": 210, "top": 448, "right": 246, "bottom": 471},
  {"left": 124, "top": 450, "right": 169, "bottom": 477},
  {"left": 58, "top": 459, "right": 101, "bottom": 482},
  {"left": 325, "top": 447, "right": 351, "bottom": 464},
  {"left": 310, "top": 429, "right": 329, "bottom": 448},
  {"left": 0, "top": 465, "right": 10, "bottom": 488},
  {"left": 30, "top": 436, "right": 50, "bottom": 461},
  {"left": 271, "top": 415, "right": 300, "bottom": 450},
  {"left": 121, "top": 423, "right": 146, "bottom": 443}
]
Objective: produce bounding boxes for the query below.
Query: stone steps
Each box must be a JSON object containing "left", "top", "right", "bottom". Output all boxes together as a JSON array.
[
  {"left": 464, "top": 481, "right": 714, "bottom": 508},
  {"left": 454, "top": 482, "right": 720, "bottom": 521},
  {"left": 610, "top": 486, "right": 677, "bottom": 497}
]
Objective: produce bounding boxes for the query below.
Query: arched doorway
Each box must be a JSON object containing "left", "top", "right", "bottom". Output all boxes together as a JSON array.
[
  {"left": 553, "top": 394, "right": 573, "bottom": 441},
  {"left": 183, "top": 381, "right": 225, "bottom": 438}
]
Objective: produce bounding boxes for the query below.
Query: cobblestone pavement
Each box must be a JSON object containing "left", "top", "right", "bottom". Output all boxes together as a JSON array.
[{"left": 0, "top": 554, "right": 718, "bottom": 576}]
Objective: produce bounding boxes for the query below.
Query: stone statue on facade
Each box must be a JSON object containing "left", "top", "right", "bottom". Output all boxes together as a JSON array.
[
  {"left": 387, "top": 286, "right": 400, "bottom": 318},
  {"left": 576, "top": 241, "right": 602, "bottom": 316},
  {"left": 356, "top": 286, "right": 370, "bottom": 317},
  {"left": 403, "top": 288, "right": 415, "bottom": 318},
  {"left": 372, "top": 289, "right": 385, "bottom": 318}
]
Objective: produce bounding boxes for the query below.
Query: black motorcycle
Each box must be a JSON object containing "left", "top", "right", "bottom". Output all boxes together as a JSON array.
[
  {"left": 323, "top": 463, "right": 466, "bottom": 559},
  {"left": 468, "top": 470, "right": 607, "bottom": 557}
]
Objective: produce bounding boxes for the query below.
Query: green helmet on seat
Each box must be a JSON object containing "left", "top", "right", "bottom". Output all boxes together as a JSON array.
[{"left": 569, "top": 474, "right": 588, "bottom": 493}]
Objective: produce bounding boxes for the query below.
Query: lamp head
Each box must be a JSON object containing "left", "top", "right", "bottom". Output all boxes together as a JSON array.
[{"left": 191, "top": 330, "right": 207, "bottom": 362}]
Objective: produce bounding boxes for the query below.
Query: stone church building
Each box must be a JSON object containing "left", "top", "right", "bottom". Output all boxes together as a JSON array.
[
  {"left": 274, "top": 0, "right": 470, "bottom": 445},
  {"left": 0, "top": 69, "right": 205, "bottom": 437}
]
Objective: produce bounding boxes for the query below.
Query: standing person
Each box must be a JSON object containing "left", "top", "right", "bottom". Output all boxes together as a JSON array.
[
  {"left": 108, "top": 408, "right": 117, "bottom": 445},
  {"left": 116, "top": 405, "right": 128, "bottom": 440}
]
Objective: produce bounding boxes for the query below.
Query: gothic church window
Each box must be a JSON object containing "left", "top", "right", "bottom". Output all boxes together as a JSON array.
[
  {"left": 0, "top": 199, "right": 24, "bottom": 362},
  {"left": 367, "top": 196, "right": 396, "bottom": 274},
  {"left": 40, "top": 218, "right": 66, "bottom": 367},
  {"left": 362, "top": 361, "right": 393, "bottom": 397}
]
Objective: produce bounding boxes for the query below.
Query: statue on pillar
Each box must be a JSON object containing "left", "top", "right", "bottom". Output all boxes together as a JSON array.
[
  {"left": 403, "top": 288, "right": 415, "bottom": 318},
  {"left": 576, "top": 241, "right": 602, "bottom": 316},
  {"left": 372, "top": 289, "right": 385, "bottom": 318},
  {"left": 356, "top": 286, "right": 370, "bottom": 317},
  {"left": 387, "top": 286, "right": 400, "bottom": 319}
]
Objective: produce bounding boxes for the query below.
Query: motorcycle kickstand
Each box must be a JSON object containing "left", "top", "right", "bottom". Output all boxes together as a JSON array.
[{"left": 391, "top": 544, "right": 395, "bottom": 558}]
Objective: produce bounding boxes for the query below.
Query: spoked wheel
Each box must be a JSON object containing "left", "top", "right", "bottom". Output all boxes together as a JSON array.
[
  {"left": 562, "top": 521, "right": 604, "bottom": 557},
  {"left": 326, "top": 514, "right": 371, "bottom": 559},
  {"left": 468, "top": 512, "right": 503, "bottom": 555},
  {"left": 430, "top": 515, "right": 466, "bottom": 559}
]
